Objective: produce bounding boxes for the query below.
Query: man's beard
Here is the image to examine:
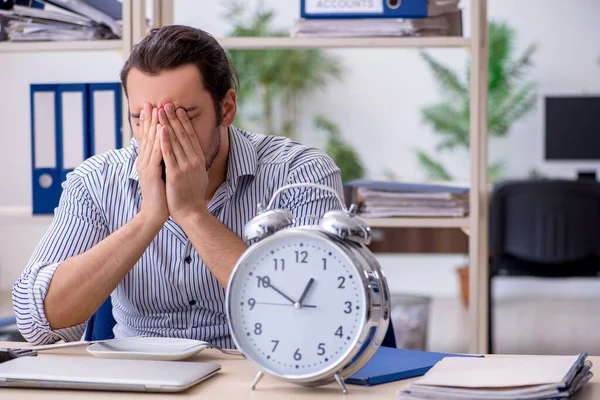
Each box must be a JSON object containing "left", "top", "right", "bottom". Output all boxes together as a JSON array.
[{"left": 204, "top": 125, "right": 222, "bottom": 170}]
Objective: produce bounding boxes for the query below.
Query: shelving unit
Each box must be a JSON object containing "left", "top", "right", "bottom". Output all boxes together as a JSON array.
[
  {"left": 217, "top": 36, "right": 471, "bottom": 49},
  {"left": 0, "top": 0, "right": 489, "bottom": 354},
  {"left": 363, "top": 217, "right": 470, "bottom": 229},
  {"left": 0, "top": 39, "right": 124, "bottom": 52},
  {"left": 216, "top": 0, "right": 490, "bottom": 354}
]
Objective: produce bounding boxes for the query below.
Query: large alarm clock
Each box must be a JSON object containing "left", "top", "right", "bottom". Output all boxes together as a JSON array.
[{"left": 226, "top": 183, "right": 390, "bottom": 394}]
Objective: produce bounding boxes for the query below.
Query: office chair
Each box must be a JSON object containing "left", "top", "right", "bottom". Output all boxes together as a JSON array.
[
  {"left": 488, "top": 179, "right": 600, "bottom": 353},
  {"left": 84, "top": 297, "right": 116, "bottom": 341},
  {"left": 85, "top": 296, "right": 398, "bottom": 347}
]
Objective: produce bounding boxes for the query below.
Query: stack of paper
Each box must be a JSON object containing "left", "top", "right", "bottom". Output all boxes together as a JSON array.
[
  {"left": 0, "top": 0, "right": 120, "bottom": 42},
  {"left": 344, "top": 179, "right": 469, "bottom": 218},
  {"left": 291, "top": 10, "right": 462, "bottom": 38},
  {"left": 399, "top": 353, "right": 593, "bottom": 400}
]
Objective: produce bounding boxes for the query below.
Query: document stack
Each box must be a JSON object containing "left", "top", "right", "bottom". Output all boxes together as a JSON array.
[
  {"left": 0, "top": 0, "right": 121, "bottom": 41},
  {"left": 292, "top": 0, "right": 462, "bottom": 38},
  {"left": 398, "top": 352, "right": 593, "bottom": 400},
  {"left": 344, "top": 179, "right": 469, "bottom": 218}
]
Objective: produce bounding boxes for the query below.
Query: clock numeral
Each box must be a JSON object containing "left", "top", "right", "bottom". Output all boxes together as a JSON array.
[
  {"left": 271, "top": 340, "right": 279, "bottom": 352},
  {"left": 317, "top": 343, "right": 326, "bottom": 356},
  {"left": 273, "top": 258, "right": 285, "bottom": 271},
  {"left": 322, "top": 258, "right": 327, "bottom": 270},
  {"left": 344, "top": 301, "right": 352, "bottom": 314},
  {"left": 254, "top": 323, "right": 263, "bottom": 335},
  {"left": 338, "top": 276, "right": 346, "bottom": 289},
  {"left": 247, "top": 298, "right": 256, "bottom": 310},
  {"left": 295, "top": 251, "right": 308, "bottom": 263},
  {"left": 294, "top": 348, "right": 302, "bottom": 361},
  {"left": 257, "top": 275, "right": 270, "bottom": 288},
  {"left": 335, "top": 326, "right": 343, "bottom": 338}
]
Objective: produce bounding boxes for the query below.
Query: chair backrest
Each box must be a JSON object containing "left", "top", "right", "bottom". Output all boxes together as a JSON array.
[
  {"left": 489, "top": 179, "right": 600, "bottom": 265},
  {"left": 84, "top": 297, "right": 116, "bottom": 341}
]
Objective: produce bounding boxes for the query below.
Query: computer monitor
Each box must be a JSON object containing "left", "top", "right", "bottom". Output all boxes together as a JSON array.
[{"left": 545, "top": 96, "right": 600, "bottom": 161}]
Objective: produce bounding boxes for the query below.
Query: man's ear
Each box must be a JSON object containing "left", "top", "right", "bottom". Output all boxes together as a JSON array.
[{"left": 220, "top": 89, "right": 237, "bottom": 127}]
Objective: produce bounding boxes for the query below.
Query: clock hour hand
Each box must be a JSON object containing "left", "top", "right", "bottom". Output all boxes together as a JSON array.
[{"left": 295, "top": 278, "right": 315, "bottom": 309}]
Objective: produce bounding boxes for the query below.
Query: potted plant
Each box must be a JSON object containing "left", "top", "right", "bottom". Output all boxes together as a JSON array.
[
  {"left": 417, "top": 21, "right": 538, "bottom": 307},
  {"left": 223, "top": 2, "right": 365, "bottom": 183}
]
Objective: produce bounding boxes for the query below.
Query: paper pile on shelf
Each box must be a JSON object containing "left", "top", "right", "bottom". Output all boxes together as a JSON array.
[
  {"left": 291, "top": 10, "right": 462, "bottom": 38},
  {"left": 0, "top": 0, "right": 120, "bottom": 42},
  {"left": 344, "top": 179, "right": 469, "bottom": 218}
]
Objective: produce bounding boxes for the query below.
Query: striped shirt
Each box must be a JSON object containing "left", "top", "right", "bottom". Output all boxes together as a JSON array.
[{"left": 13, "top": 127, "right": 343, "bottom": 348}]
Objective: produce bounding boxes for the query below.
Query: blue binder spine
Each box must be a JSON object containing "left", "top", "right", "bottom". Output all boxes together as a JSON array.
[
  {"left": 87, "top": 82, "right": 122, "bottom": 154},
  {"left": 300, "top": 0, "right": 430, "bottom": 19},
  {"left": 57, "top": 83, "right": 89, "bottom": 185},
  {"left": 31, "top": 84, "right": 61, "bottom": 215}
]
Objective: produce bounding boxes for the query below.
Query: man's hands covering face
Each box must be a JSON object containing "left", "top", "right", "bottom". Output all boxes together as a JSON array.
[
  {"left": 136, "top": 103, "right": 210, "bottom": 227},
  {"left": 157, "top": 103, "right": 209, "bottom": 224}
]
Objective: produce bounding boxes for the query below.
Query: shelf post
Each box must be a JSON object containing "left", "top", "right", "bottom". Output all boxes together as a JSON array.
[{"left": 468, "top": 0, "right": 489, "bottom": 355}]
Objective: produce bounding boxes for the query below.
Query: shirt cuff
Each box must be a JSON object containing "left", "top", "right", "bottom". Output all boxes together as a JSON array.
[{"left": 29, "top": 262, "right": 86, "bottom": 343}]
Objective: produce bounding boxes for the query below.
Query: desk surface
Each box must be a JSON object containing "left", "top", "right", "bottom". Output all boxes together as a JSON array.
[{"left": 1, "top": 342, "right": 599, "bottom": 399}]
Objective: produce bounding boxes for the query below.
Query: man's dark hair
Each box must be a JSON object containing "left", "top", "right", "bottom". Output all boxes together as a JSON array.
[{"left": 120, "top": 25, "right": 238, "bottom": 125}]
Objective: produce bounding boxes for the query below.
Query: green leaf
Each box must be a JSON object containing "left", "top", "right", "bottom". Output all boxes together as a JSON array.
[
  {"left": 315, "top": 115, "right": 365, "bottom": 183},
  {"left": 416, "top": 150, "right": 453, "bottom": 181},
  {"left": 507, "top": 43, "right": 538, "bottom": 81},
  {"left": 421, "top": 104, "right": 470, "bottom": 149},
  {"left": 488, "top": 161, "right": 505, "bottom": 183},
  {"left": 420, "top": 50, "right": 468, "bottom": 100},
  {"left": 488, "top": 81, "right": 537, "bottom": 136}
]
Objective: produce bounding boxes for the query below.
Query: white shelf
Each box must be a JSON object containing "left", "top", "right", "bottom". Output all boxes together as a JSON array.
[
  {"left": 217, "top": 36, "right": 471, "bottom": 50},
  {"left": 362, "top": 216, "right": 470, "bottom": 228},
  {"left": 0, "top": 40, "right": 123, "bottom": 53}
]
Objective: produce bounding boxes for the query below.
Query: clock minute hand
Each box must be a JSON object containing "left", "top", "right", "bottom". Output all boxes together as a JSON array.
[
  {"left": 296, "top": 278, "right": 315, "bottom": 308},
  {"left": 265, "top": 280, "right": 296, "bottom": 305}
]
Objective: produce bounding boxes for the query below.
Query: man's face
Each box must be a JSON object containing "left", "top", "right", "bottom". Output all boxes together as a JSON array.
[{"left": 126, "top": 64, "right": 221, "bottom": 169}]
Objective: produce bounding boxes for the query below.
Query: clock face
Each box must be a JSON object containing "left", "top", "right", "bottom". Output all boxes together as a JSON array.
[{"left": 228, "top": 231, "right": 367, "bottom": 378}]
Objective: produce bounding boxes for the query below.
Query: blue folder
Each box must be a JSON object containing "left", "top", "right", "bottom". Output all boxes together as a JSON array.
[
  {"left": 300, "top": 0, "right": 433, "bottom": 19},
  {"left": 347, "top": 346, "right": 482, "bottom": 386}
]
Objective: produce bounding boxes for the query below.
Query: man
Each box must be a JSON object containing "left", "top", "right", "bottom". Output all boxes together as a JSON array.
[{"left": 13, "top": 25, "right": 342, "bottom": 348}]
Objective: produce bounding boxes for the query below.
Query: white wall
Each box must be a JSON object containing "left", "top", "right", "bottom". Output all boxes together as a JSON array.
[{"left": 1, "top": 0, "right": 600, "bottom": 300}]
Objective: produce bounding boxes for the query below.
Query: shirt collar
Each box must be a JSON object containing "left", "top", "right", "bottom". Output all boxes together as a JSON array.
[
  {"left": 128, "top": 137, "right": 140, "bottom": 181},
  {"left": 128, "top": 127, "right": 258, "bottom": 191},
  {"left": 225, "top": 126, "right": 257, "bottom": 194}
]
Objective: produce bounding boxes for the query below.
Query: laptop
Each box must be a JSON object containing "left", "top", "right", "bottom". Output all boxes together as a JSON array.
[{"left": 0, "top": 355, "right": 221, "bottom": 393}]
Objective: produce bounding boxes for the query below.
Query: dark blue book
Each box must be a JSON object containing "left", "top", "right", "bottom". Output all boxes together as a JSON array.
[{"left": 346, "top": 346, "right": 482, "bottom": 386}]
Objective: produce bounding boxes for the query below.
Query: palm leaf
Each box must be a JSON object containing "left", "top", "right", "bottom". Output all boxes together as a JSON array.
[
  {"left": 420, "top": 51, "right": 468, "bottom": 100},
  {"left": 507, "top": 43, "right": 538, "bottom": 81},
  {"left": 488, "top": 161, "right": 505, "bottom": 183},
  {"left": 315, "top": 115, "right": 365, "bottom": 183},
  {"left": 421, "top": 104, "right": 470, "bottom": 149},
  {"left": 488, "top": 82, "right": 537, "bottom": 137},
  {"left": 488, "top": 21, "right": 514, "bottom": 92},
  {"left": 416, "top": 150, "right": 453, "bottom": 181}
]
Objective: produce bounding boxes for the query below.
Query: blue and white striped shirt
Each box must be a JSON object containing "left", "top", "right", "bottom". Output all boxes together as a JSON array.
[{"left": 13, "top": 127, "right": 343, "bottom": 348}]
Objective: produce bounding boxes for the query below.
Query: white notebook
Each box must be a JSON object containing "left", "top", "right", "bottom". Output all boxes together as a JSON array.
[{"left": 399, "top": 353, "right": 592, "bottom": 400}]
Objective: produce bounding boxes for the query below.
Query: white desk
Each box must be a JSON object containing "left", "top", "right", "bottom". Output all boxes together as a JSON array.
[{"left": 1, "top": 342, "right": 599, "bottom": 399}]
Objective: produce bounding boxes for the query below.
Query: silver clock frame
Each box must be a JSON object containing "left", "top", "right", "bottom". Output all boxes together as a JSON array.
[{"left": 225, "top": 183, "right": 391, "bottom": 394}]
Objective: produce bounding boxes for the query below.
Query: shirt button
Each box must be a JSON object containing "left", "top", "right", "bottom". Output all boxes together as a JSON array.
[
  {"left": 184, "top": 256, "right": 192, "bottom": 263},
  {"left": 189, "top": 299, "right": 197, "bottom": 306}
]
